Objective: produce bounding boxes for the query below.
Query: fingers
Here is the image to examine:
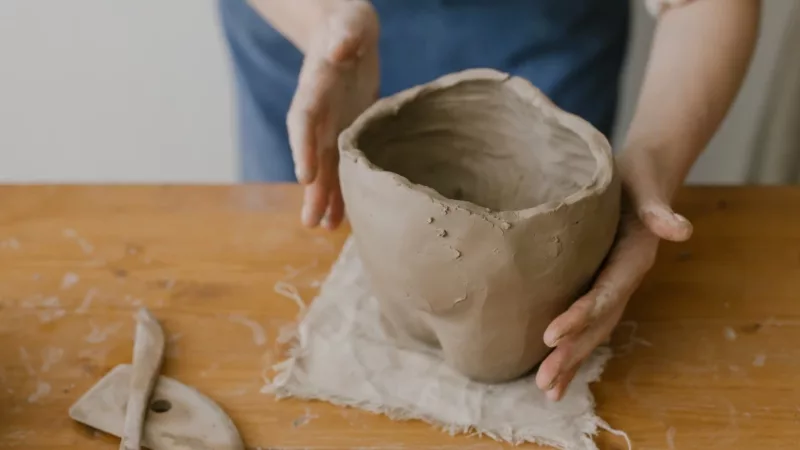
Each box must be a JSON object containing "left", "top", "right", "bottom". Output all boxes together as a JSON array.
[
  {"left": 543, "top": 234, "right": 653, "bottom": 350},
  {"left": 287, "top": 106, "right": 318, "bottom": 184},
  {"left": 301, "top": 182, "right": 328, "bottom": 228},
  {"left": 287, "top": 55, "right": 338, "bottom": 219},
  {"left": 592, "top": 230, "right": 658, "bottom": 308},
  {"left": 543, "top": 294, "right": 594, "bottom": 348},
  {"left": 536, "top": 309, "right": 621, "bottom": 400},
  {"left": 536, "top": 326, "right": 604, "bottom": 396},
  {"left": 287, "top": 64, "right": 326, "bottom": 184},
  {"left": 535, "top": 341, "right": 570, "bottom": 393},
  {"left": 287, "top": 46, "right": 341, "bottom": 184},
  {"left": 301, "top": 141, "right": 338, "bottom": 228},
  {"left": 545, "top": 366, "right": 579, "bottom": 402},
  {"left": 322, "top": 174, "right": 346, "bottom": 230},
  {"left": 538, "top": 222, "right": 659, "bottom": 399},
  {"left": 543, "top": 284, "right": 624, "bottom": 348},
  {"left": 289, "top": 0, "right": 379, "bottom": 229},
  {"left": 638, "top": 201, "right": 693, "bottom": 242}
]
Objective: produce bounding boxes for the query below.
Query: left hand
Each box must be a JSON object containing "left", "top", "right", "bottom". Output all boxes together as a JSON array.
[
  {"left": 535, "top": 151, "right": 694, "bottom": 401},
  {"left": 286, "top": 0, "right": 380, "bottom": 231}
]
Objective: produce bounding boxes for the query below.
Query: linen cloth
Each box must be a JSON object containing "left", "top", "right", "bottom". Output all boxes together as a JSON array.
[{"left": 269, "top": 238, "right": 627, "bottom": 450}]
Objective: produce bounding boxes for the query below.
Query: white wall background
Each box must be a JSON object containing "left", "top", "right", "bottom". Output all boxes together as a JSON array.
[
  {"left": 0, "top": 1, "right": 236, "bottom": 182},
  {"left": 0, "top": 0, "right": 793, "bottom": 184}
]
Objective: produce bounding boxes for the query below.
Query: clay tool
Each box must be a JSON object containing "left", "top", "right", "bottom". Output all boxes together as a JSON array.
[
  {"left": 69, "top": 364, "right": 245, "bottom": 449},
  {"left": 120, "top": 308, "right": 165, "bottom": 450},
  {"left": 69, "top": 308, "right": 245, "bottom": 449}
]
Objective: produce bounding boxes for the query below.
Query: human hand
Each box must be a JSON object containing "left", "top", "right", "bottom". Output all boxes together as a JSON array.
[
  {"left": 535, "top": 150, "right": 694, "bottom": 401},
  {"left": 287, "top": 0, "right": 379, "bottom": 230}
]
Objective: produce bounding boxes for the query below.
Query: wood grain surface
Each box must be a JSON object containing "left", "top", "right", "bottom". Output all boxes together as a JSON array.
[{"left": 1, "top": 185, "right": 799, "bottom": 450}]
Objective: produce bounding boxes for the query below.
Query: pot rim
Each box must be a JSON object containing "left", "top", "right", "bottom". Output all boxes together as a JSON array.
[{"left": 338, "top": 68, "right": 616, "bottom": 220}]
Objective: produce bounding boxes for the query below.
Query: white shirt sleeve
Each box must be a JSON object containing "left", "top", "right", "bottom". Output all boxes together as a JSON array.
[{"left": 645, "top": 0, "right": 695, "bottom": 17}]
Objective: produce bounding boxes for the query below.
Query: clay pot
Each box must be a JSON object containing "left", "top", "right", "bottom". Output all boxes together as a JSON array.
[{"left": 338, "top": 69, "right": 620, "bottom": 383}]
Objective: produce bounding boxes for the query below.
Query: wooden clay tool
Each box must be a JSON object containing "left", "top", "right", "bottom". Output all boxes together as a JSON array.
[{"left": 70, "top": 308, "right": 245, "bottom": 449}]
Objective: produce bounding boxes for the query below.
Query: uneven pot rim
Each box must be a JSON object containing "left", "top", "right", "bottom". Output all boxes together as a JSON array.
[{"left": 338, "top": 68, "right": 616, "bottom": 220}]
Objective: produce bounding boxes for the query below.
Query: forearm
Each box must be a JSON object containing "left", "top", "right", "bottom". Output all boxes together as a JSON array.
[
  {"left": 621, "top": 0, "right": 761, "bottom": 201},
  {"left": 246, "top": 0, "right": 346, "bottom": 53}
]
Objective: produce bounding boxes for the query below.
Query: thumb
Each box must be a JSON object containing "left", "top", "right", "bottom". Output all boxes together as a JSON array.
[
  {"left": 637, "top": 200, "right": 693, "bottom": 242},
  {"left": 616, "top": 152, "right": 693, "bottom": 243}
]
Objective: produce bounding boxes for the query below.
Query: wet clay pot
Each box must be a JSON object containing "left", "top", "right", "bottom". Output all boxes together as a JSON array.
[{"left": 338, "top": 69, "right": 620, "bottom": 383}]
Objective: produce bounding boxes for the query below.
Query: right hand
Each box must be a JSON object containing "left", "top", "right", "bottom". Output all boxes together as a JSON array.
[{"left": 287, "top": 0, "right": 380, "bottom": 230}]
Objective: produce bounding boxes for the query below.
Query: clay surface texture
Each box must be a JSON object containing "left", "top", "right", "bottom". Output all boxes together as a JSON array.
[{"left": 338, "top": 68, "right": 620, "bottom": 383}]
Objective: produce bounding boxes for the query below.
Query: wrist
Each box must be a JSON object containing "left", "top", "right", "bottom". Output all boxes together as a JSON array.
[
  {"left": 310, "top": 0, "right": 354, "bottom": 27},
  {"left": 248, "top": 0, "right": 366, "bottom": 53},
  {"left": 617, "top": 141, "right": 687, "bottom": 205}
]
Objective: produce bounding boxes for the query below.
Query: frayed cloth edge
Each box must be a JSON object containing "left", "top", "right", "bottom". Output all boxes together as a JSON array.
[{"left": 267, "top": 338, "right": 619, "bottom": 450}]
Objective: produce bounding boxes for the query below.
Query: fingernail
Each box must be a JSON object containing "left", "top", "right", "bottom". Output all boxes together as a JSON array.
[
  {"left": 640, "top": 203, "right": 671, "bottom": 220},
  {"left": 545, "top": 334, "right": 561, "bottom": 348},
  {"left": 545, "top": 375, "right": 559, "bottom": 391},
  {"left": 321, "top": 214, "right": 332, "bottom": 230},
  {"left": 301, "top": 205, "right": 314, "bottom": 227},
  {"left": 673, "top": 213, "right": 689, "bottom": 224},
  {"left": 546, "top": 388, "right": 560, "bottom": 401},
  {"left": 295, "top": 166, "right": 308, "bottom": 184}
]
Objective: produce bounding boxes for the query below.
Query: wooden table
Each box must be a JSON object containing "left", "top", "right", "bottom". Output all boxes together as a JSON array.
[{"left": 1, "top": 185, "right": 799, "bottom": 450}]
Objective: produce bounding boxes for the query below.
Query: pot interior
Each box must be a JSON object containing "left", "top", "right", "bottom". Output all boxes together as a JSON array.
[{"left": 355, "top": 79, "right": 598, "bottom": 211}]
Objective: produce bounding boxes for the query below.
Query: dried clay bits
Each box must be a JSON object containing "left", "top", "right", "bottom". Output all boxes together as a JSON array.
[{"left": 338, "top": 69, "right": 620, "bottom": 383}]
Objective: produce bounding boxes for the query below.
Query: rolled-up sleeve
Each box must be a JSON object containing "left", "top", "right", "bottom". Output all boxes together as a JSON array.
[{"left": 644, "top": 0, "right": 696, "bottom": 16}]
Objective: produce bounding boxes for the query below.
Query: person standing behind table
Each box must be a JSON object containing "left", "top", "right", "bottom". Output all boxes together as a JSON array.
[{"left": 217, "top": 0, "right": 760, "bottom": 400}]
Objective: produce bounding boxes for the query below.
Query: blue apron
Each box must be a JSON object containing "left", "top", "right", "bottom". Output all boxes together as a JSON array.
[{"left": 218, "top": 0, "right": 630, "bottom": 182}]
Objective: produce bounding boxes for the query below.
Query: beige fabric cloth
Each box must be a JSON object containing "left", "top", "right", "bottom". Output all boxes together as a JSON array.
[{"left": 269, "top": 238, "right": 627, "bottom": 450}]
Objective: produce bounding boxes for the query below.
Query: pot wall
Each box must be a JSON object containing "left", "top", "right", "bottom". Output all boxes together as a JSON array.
[{"left": 338, "top": 70, "right": 620, "bottom": 383}]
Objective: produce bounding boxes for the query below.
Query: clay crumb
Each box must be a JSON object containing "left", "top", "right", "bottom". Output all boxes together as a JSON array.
[
  {"left": 723, "top": 327, "right": 737, "bottom": 341},
  {"left": 666, "top": 426, "right": 676, "bottom": 450},
  {"left": 500, "top": 222, "right": 512, "bottom": 231},
  {"left": 1, "top": 238, "right": 20, "bottom": 250},
  {"left": 453, "top": 295, "right": 467, "bottom": 305},
  {"left": 61, "top": 272, "right": 80, "bottom": 290},
  {"left": 27, "top": 381, "right": 51, "bottom": 403},
  {"left": 437, "top": 229, "right": 448, "bottom": 238},
  {"left": 441, "top": 205, "right": 450, "bottom": 214},
  {"left": 292, "top": 408, "right": 319, "bottom": 428},
  {"left": 76, "top": 288, "right": 97, "bottom": 314},
  {"left": 228, "top": 314, "right": 267, "bottom": 347},
  {"left": 426, "top": 217, "right": 434, "bottom": 224},
  {"left": 449, "top": 247, "right": 462, "bottom": 259}
]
